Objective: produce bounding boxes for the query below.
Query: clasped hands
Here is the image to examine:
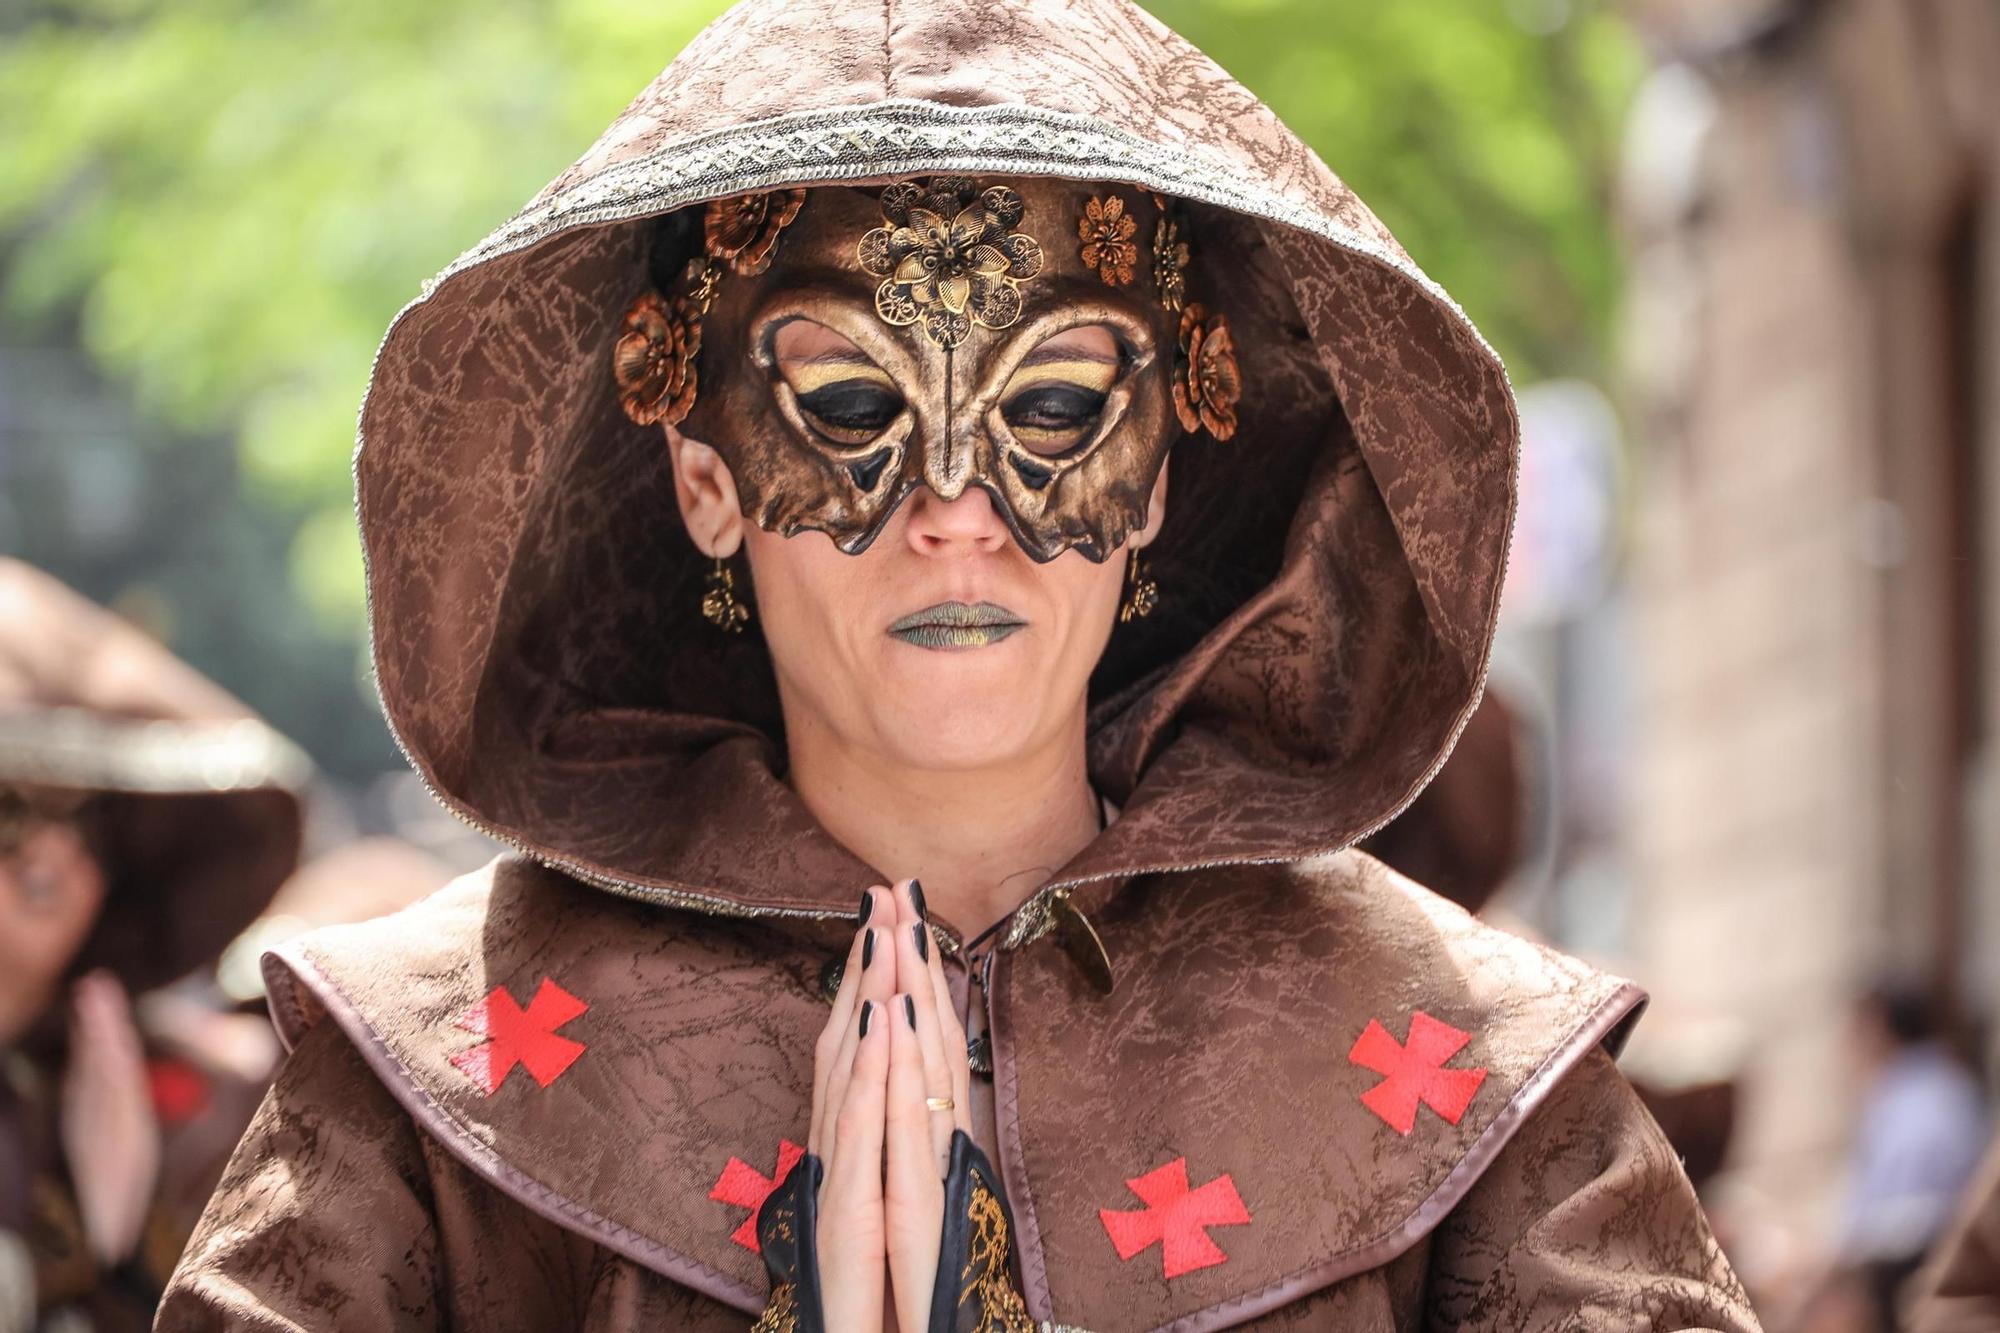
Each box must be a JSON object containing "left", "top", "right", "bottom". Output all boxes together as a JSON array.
[{"left": 805, "top": 879, "right": 975, "bottom": 1332}]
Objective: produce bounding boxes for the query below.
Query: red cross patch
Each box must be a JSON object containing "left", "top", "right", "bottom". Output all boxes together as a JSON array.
[
  {"left": 709, "top": 1139, "right": 807, "bottom": 1252},
  {"left": 1098, "top": 1157, "right": 1251, "bottom": 1278},
  {"left": 1347, "top": 1010, "right": 1487, "bottom": 1134},
  {"left": 448, "top": 978, "right": 589, "bottom": 1095}
]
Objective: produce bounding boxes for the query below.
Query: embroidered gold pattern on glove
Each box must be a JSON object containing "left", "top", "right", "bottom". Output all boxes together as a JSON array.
[
  {"left": 751, "top": 1281, "right": 798, "bottom": 1332},
  {"left": 960, "top": 1172, "right": 1034, "bottom": 1332}
]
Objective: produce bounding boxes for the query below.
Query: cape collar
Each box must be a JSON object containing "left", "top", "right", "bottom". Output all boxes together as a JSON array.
[{"left": 266, "top": 853, "right": 1640, "bottom": 1329}]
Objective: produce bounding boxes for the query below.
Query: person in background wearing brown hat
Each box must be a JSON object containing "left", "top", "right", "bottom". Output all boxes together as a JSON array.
[{"left": 0, "top": 560, "right": 306, "bottom": 1331}]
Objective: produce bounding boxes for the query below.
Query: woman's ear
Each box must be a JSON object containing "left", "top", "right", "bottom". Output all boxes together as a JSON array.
[
  {"left": 663, "top": 425, "right": 746, "bottom": 558},
  {"left": 1133, "top": 454, "right": 1170, "bottom": 550}
]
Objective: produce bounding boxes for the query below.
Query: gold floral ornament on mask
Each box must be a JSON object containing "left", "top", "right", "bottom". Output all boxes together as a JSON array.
[
  {"left": 1173, "top": 303, "right": 1242, "bottom": 441},
  {"left": 613, "top": 189, "right": 807, "bottom": 426},
  {"left": 857, "top": 177, "right": 1045, "bottom": 349},
  {"left": 614, "top": 286, "right": 705, "bottom": 427},
  {"left": 1078, "top": 193, "right": 1139, "bottom": 286}
]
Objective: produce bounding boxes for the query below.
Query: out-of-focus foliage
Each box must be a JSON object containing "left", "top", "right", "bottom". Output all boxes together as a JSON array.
[
  {"left": 0, "top": 0, "right": 1638, "bottom": 778},
  {"left": 1146, "top": 0, "right": 1639, "bottom": 379},
  {"left": 0, "top": 0, "right": 721, "bottom": 631}
]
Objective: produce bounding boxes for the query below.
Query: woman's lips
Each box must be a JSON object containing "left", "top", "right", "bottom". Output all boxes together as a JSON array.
[{"left": 887, "top": 600, "right": 1027, "bottom": 650}]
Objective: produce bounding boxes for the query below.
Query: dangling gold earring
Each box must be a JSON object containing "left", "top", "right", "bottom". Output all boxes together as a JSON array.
[
  {"left": 702, "top": 555, "right": 750, "bottom": 633},
  {"left": 1118, "top": 547, "right": 1158, "bottom": 623}
]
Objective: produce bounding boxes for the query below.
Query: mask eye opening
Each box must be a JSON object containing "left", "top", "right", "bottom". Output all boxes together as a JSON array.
[
  {"left": 994, "top": 322, "right": 1136, "bottom": 461},
  {"left": 793, "top": 382, "right": 906, "bottom": 447},
  {"left": 765, "top": 314, "right": 907, "bottom": 449}
]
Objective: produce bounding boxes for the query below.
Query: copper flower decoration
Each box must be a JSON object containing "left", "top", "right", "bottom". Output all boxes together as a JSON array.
[
  {"left": 858, "top": 177, "right": 1045, "bottom": 349},
  {"left": 614, "top": 287, "right": 703, "bottom": 427},
  {"left": 1152, "top": 212, "right": 1191, "bottom": 312},
  {"left": 704, "top": 188, "right": 807, "bottom": 276},
  {"left": 1172, "top": 303, "right": 1241, "bottom": 440},
  {"left": 1078, "top": 194, "right": 1139, "bottom": 287}
]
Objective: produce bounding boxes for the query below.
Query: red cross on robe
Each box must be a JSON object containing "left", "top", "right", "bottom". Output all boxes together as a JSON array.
[
  {"left": 1347, "top": 1009, "right": 1488, "bottom": 1134},
  {"left": 709, "top": 1140, "right": 807, "bottom": 1252},
  {"left": 1098, "top": 1157, "right": 1251, "bottom": 1278},
  {"left": 448, "top": 978, "right": 589, "bottom": 1096}
]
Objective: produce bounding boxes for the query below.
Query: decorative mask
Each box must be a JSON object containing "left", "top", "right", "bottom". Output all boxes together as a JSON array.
[{"left": 618, "top": 176, "right": 1240, "bottom": 564}]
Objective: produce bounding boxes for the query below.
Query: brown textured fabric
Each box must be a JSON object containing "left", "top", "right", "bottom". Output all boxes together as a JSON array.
[
  {"left": 1362, "top": 687, "right": 1534, "bottom": 915},
  {"left": 163, "top": 854, "right": 1753, "bottom": 1331},
  {"left": 1906, "top": 1136, "right": 2000, "bottom": 1332},
  {"left": 160, "top": 0, "right": 1759, "bottom": 1327}
]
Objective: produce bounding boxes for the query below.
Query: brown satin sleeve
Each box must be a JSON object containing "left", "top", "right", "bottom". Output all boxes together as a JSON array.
[
  {"left": 154, "top": 1020, "right": 445, "bottom": 1333},
  {"left": 1425, "top": 1045, "right": 1763, "bottom": 1333}
]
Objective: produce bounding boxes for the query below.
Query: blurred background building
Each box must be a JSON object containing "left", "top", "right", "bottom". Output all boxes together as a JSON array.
[
  {"left": 1615, "top": 0, "right": 2000, "bottom": 1317},
  {"left": 4, "top": 0, "right": 1998, "bottom": 1327}
]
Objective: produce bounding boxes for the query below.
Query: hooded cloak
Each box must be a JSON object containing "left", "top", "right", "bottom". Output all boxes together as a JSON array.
[{"left": 160, "top": 1, "right": 1758, "bottom": 1328}]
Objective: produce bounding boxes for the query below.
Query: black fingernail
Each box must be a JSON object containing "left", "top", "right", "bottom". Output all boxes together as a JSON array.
[
  {"left": 913, "top": 922, "right": 929, "bottom": 963},
  {"left": 859, "top": 1000, "right": 873, "bottom": 1038},
  {"left": 903, "top": 994, "right": 917, "bottom": 1030},
  {"left": 909, "top": 878, "right": 928, "bottom": 922},
  {"left": 861, "top": 927, "right": 875, "bottom": 970},
  {"left": 856, "top": 890, "right": 874, "bottom": 928}
]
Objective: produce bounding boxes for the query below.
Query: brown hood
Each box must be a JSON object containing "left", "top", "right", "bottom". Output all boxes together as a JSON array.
[
  {"left": 0, "top": 560, "right": 309, "bottom": 991},
  {"left": 355, "top": 0, "right": 1517, "bottom": 926}
]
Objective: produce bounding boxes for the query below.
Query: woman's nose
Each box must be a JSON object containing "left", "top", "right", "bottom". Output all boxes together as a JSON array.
[{"left": 902, "top": 484, "right": 1012, "bottom": 556}]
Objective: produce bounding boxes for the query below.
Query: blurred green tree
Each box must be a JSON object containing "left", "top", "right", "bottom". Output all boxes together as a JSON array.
[{"left": 0, "top": 0, "right": 1638, "bottom": 778}]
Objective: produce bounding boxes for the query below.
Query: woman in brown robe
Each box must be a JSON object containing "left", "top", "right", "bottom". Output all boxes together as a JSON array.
[
  {"left": 0, "top": 560, "right": 304, "bottom": 1331},
  {"left": 160, "top": 0, "right": 1761, "bottom": 1328}
]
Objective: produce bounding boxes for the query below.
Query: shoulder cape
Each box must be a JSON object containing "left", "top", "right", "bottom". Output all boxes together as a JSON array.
[{"left": 264, "top": 851, "right": 1642, "bottom": 1330}]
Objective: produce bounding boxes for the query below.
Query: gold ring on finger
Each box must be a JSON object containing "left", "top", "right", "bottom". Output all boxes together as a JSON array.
[{"left": 925, "top": 1096, "right": 955, "bottom": 1112}]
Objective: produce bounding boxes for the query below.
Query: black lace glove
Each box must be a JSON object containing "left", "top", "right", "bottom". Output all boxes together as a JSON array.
[{"left": 751, "top": 1131, "right": 1031, "bottom": 1332}]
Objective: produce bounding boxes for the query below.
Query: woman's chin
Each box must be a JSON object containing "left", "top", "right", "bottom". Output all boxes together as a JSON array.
[
  {"left": 856, "top": 631, "right": 1081, "bottom": 766},
  {"left": 870, "top": 699, "right": 1055, "bottom": 772}
]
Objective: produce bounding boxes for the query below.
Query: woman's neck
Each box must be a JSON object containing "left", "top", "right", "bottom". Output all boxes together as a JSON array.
[{"left": 784, "top": 712, "right": 1102, "bottom": 944}]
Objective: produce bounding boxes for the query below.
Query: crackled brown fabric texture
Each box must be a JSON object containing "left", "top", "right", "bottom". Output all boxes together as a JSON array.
[
  {"left": 351, "top": 0, "right": 1510, "bottom": 904},
  {"left": 163, "top": 856, "right": 1755, "bottom": 1331},
  {"left": 160, "top": 0, "right": 1759, "bottom": 1327}
]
